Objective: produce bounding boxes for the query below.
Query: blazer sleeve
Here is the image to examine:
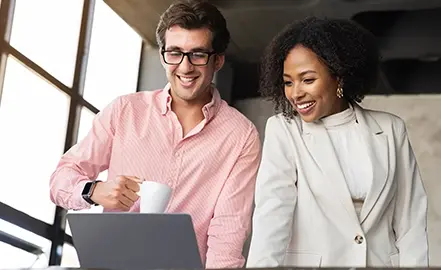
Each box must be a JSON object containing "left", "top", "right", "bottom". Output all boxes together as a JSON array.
[
  {"left": 246, "top": 116, "right": 297, "bottom": 267},
  {"left": 393, "top": 121, "right": 429, "bottom": 267}
]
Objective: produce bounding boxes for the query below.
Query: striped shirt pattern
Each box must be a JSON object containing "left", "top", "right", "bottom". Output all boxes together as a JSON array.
[{"left": 49, "top": 83, "right": 261, "bottom": 268}]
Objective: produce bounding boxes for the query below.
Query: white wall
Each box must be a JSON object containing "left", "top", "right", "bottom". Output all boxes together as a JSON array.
[
  {"left": 235, "top": 94, "right": 441, "bottom": 266},
  {"left": 138, "top": 44, "right": 168, "bottom": 91}
]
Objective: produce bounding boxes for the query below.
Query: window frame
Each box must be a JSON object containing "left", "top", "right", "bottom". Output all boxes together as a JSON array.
[{"left": 0, "top": 0, "right": 143, "bottom": 265}]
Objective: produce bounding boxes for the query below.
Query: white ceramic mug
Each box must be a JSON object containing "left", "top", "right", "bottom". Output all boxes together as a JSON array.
[{"left": 140, "top": 180, "right": 172, "bottom": 213}]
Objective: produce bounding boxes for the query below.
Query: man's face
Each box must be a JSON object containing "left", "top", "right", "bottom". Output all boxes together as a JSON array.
[{"left": 161, "top": 26, "right": 224, "bottom": 104}]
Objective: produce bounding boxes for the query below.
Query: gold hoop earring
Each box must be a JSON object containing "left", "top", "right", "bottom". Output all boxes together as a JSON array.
[{"left": 336, "top": 87, "right": 344, "bottom": 98}]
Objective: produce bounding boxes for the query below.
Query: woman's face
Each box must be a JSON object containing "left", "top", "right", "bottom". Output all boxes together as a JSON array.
[{"left": 283, "top": 45, "right": 347, "bottom": 122}]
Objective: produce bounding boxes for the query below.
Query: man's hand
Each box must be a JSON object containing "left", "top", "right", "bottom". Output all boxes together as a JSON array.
[{"left": 91, "top": 176, "right": 142, "bottom": 211}]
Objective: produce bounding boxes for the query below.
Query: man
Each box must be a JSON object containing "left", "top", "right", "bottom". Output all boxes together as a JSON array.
[{"left": 49, "top": 0, "right": 261, "bottom": 268}]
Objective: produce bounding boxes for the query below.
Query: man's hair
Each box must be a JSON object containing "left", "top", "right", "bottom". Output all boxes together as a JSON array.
[
  {"left": 156, "top": 0, "right": 230, "bottom": 53},
  {"left": 260, "top": 17, "right": 381, "bottom": 119}
]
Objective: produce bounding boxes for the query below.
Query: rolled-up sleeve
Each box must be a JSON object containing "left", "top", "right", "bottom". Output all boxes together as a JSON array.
[{"left": 49, "top": 97, "right": 121, "bottom": 210}]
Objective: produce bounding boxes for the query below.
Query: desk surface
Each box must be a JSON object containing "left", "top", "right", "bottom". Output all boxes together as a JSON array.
[{"left": 19, "top": 266, "right": 441, "bottom": 270}]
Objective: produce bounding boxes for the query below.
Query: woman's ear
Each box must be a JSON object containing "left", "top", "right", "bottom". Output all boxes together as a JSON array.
[{"left": 337, "top": 77, "right": 344, "bottom": 88}]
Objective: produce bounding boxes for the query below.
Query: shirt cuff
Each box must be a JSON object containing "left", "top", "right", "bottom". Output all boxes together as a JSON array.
[{"left": 71, "top": 180, "right": 92, "bottom": 210}]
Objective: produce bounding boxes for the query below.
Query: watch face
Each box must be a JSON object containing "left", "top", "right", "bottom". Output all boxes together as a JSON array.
[
  {"left": 82, "top": 182, "right": 96, "bottom": 205},
  {"left": 82, "top": 182, "right": 93, "bottom": 196}
]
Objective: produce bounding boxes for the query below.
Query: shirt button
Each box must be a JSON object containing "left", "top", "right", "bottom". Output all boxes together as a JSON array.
[{"left": 354, "top": 235, "right": 364, "bottom": 244}]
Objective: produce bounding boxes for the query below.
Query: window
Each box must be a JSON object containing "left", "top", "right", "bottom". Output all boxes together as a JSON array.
[
  {"left": 0, "top": 57, "right": 70, "bottom": 224},
  {"left": 0, "top": 0, "right": 142, "bottom": 266},
  {"left": 60, "top": 243, "right": 80, "bottom": 267},
  {"left": 0, "top": 242, "right": 44, "bottom": 268},
  {"left": 82, "top": 0, "right": 142, "bottom": 110},
  {"left": 9, "top": 0, "right": 84, "bottom": 86},
  {"left": 0, "top": 219, "right": 51, "bottom": 268}
]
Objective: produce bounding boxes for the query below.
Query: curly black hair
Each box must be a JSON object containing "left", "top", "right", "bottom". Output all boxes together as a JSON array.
[{"left": 260, "top": 16, "right": 381, "bottom": 119}]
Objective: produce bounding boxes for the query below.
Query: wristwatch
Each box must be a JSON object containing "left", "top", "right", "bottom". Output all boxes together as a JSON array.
[{"left": 81, "top": 180, "right": 102, "bottom": 205}]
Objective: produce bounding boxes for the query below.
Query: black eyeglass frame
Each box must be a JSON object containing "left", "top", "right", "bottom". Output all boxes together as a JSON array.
[{"left": 161, "top": 49, "right": 217, "bottom": 66}]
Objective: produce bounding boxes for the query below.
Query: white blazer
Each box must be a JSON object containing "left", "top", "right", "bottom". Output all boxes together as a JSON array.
[{"left": 246, "top": 104, "right": 428, "bottom": 268}]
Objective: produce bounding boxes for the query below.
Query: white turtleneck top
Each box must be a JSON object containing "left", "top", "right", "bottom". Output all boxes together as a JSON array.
[{"left": 319, "top": 106, "right": 373, "bottom": 201}]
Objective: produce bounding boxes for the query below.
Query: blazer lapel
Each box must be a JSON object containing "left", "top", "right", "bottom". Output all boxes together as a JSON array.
[
  {"left": 302, "top": 121, "right": 359, "bottom": 223},
  {"left": 353, "top": 104, "right": 389, "bottom": 224}
]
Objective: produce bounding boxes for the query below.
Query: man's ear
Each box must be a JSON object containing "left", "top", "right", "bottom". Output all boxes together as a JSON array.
[
  {"left": 159, "top": 48, "right": 167, "bottom": 69},
  {"left": 214, "top": 54, "right": 225, "bottom": 72}
]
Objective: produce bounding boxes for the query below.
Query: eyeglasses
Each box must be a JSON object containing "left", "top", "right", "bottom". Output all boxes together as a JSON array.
[{"left": 161, "top": 49, "right": 216, "bottom": 66}]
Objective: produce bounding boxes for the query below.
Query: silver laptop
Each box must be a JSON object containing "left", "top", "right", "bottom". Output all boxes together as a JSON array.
[{"left": 67, "top": 212, "right": 203, "bottom": 270}]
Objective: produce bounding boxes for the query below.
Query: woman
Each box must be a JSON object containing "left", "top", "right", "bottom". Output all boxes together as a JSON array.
[{"left": 246, "top": 17, "right": 428, "bottom": 268}]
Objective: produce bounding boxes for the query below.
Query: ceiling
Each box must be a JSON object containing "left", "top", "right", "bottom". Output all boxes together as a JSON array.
[
  {"left": 104, "top": 0, "right": 441, "bottom": 96},
  {"left": 105, "top": 0, "right": 441, "bottom": 61}
]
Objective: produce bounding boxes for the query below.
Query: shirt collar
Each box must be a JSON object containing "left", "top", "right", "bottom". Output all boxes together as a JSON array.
[{"left": 160, "top": 82, "right": 222, "bottom": 122}]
